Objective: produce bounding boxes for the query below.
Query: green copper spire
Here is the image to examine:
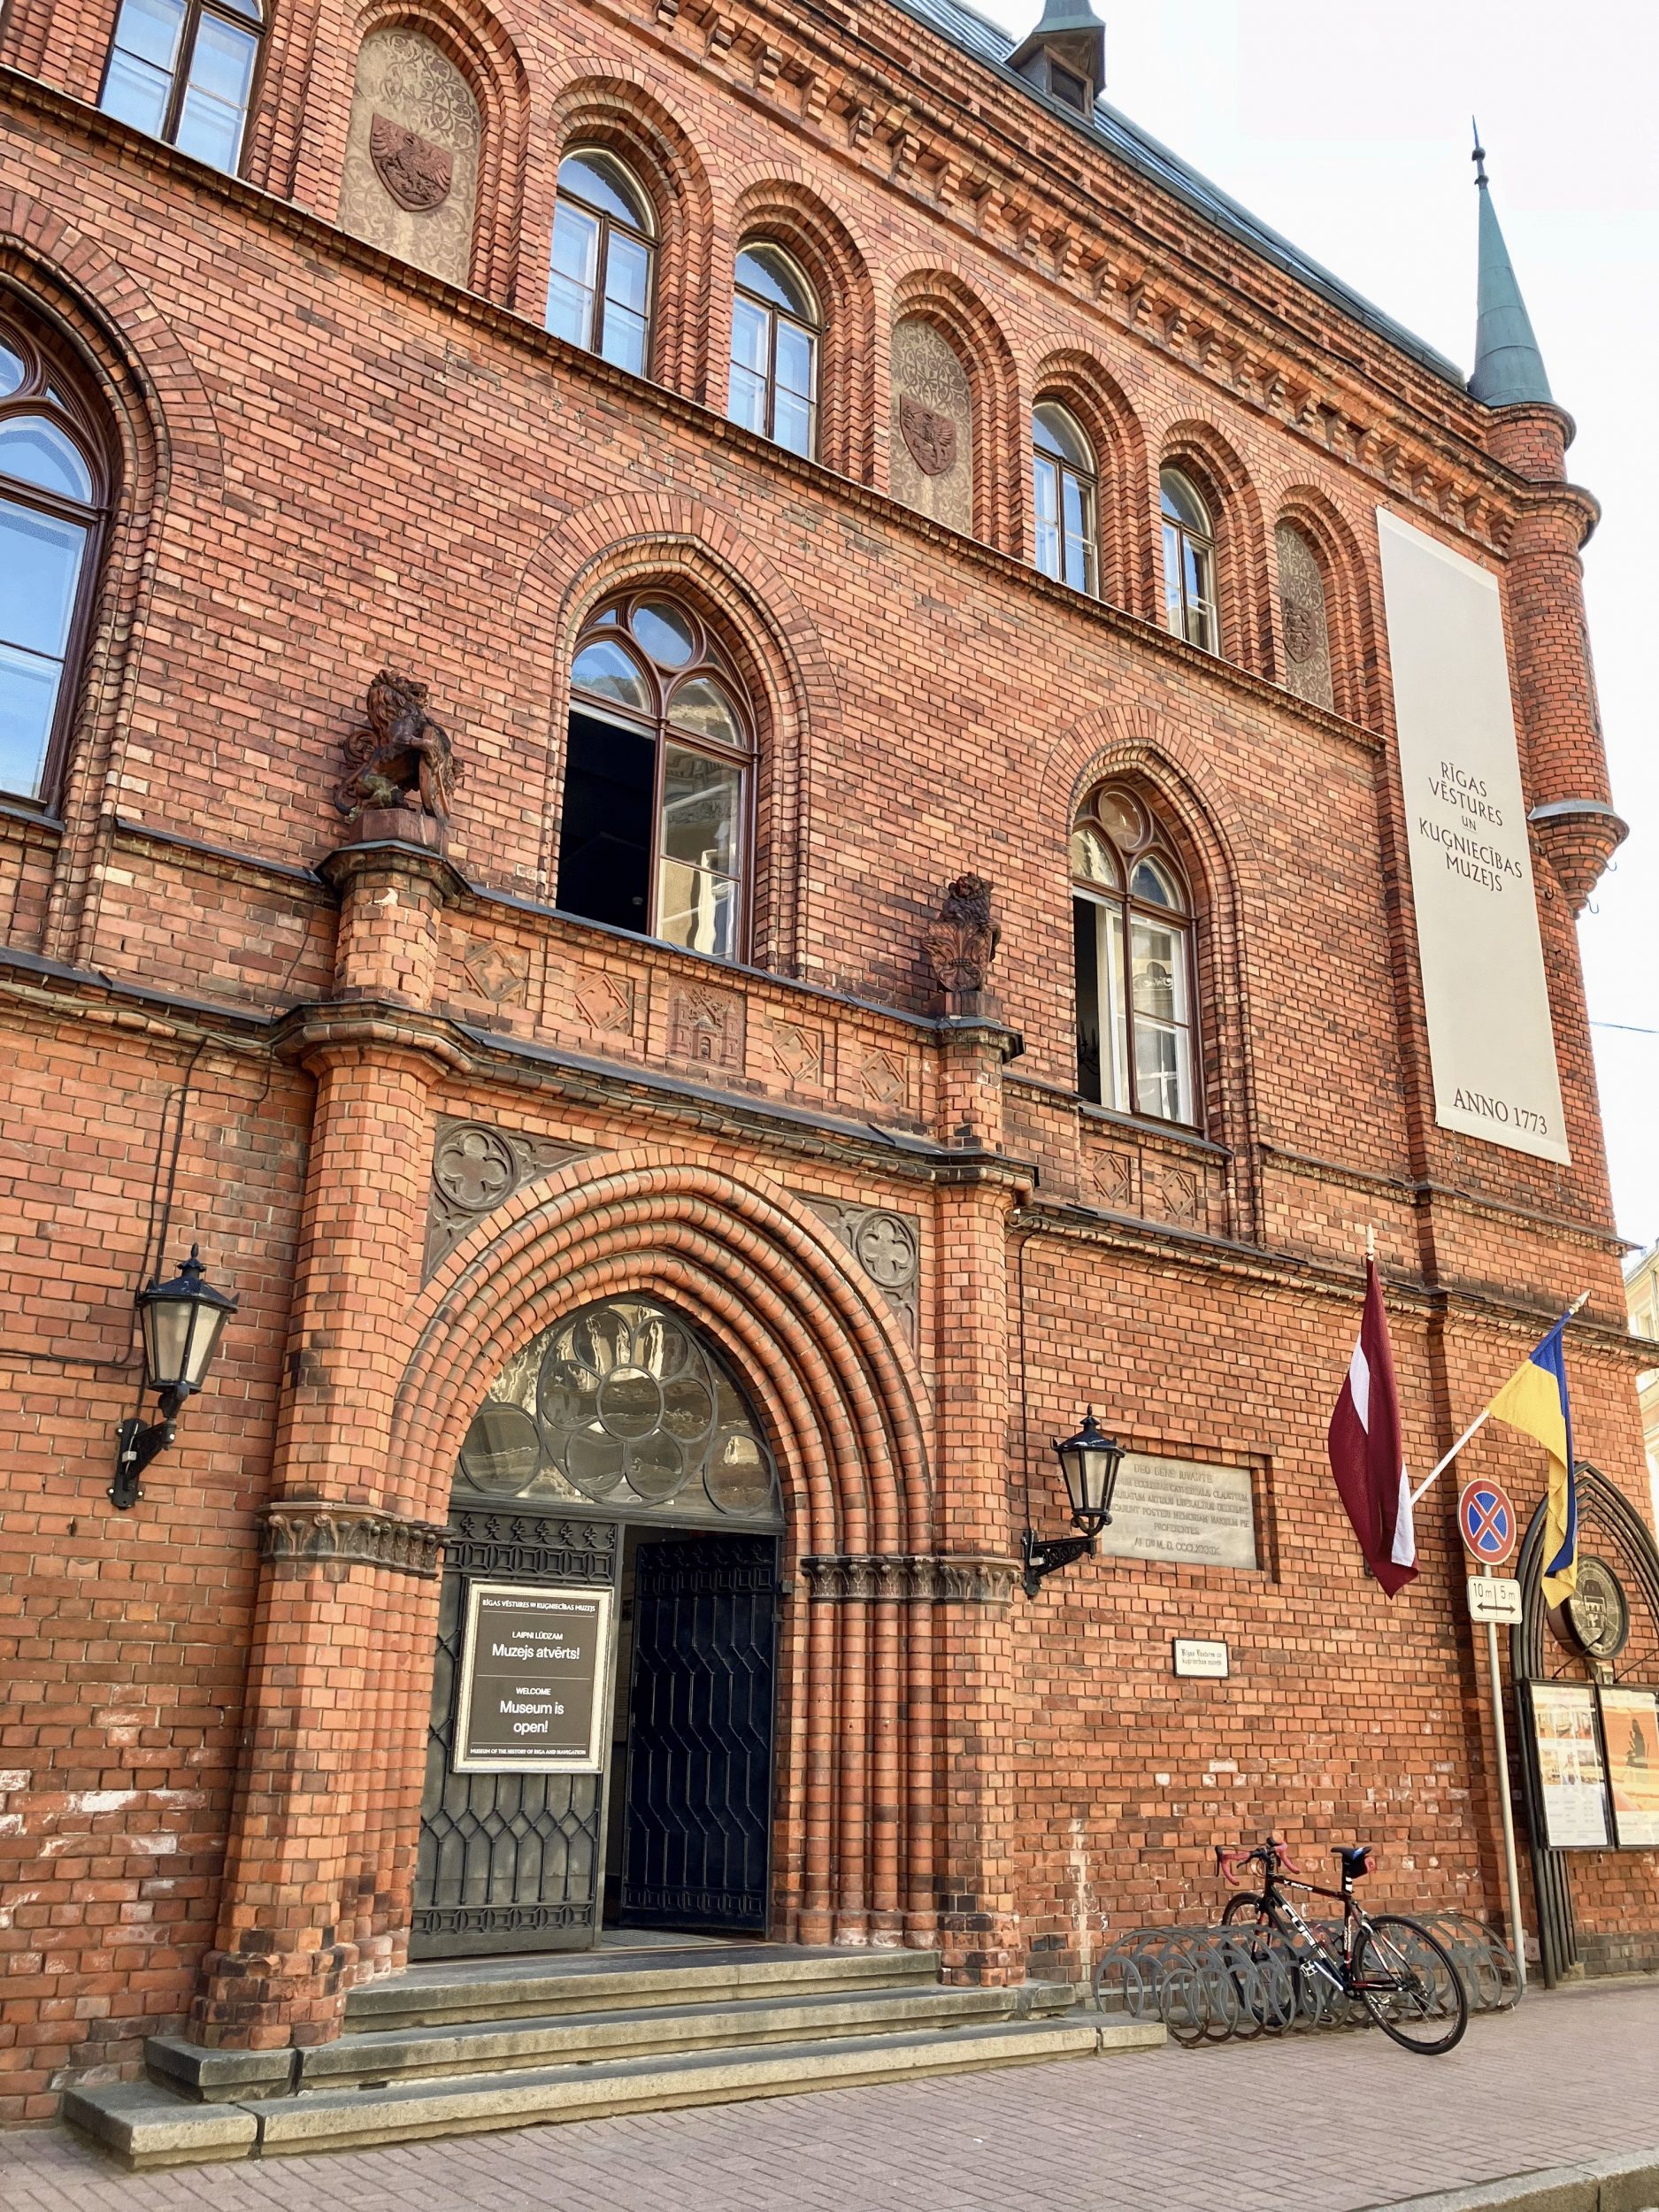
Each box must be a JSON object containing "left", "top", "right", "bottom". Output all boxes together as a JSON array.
[{"left": 1469, "top": 124, "right": 1554, "bottom": 408}]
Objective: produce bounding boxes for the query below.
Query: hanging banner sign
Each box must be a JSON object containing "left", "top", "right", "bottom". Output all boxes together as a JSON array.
[
  {"left": 1376, "top": 509, "right": 1569, "bottom": 1164},
  {"left": 453, "top": 1581, "right": 613, "bottom": 1773}
]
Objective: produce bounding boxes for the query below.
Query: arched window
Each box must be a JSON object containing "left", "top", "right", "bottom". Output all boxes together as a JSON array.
[
  {"left": 0, "top": 316, "right": 111, "bottom": 806},
  {"left": 1033, "top": 401, "right": 1097, "bottom": 594},
  {"left": 1071, "top": 785, "right": 1196, "bottom": 1125},
  {"left": 100, "top": 0, "right": 262, "bottom": 173},
  {"left": 557, "top": 591, "right": 755, "bottom": 961},
  {"left": 728, "top": 243, "right": 818, "bottom": 459},
  {"left": 547, "top": 149, "right": 656, "bottom": 377},
  {"left": 1160, "top": 466, "right": 1217, "bottom": 653},
  {"left": 1275, "top": 522, "right": 1335, "bottom": 710}
]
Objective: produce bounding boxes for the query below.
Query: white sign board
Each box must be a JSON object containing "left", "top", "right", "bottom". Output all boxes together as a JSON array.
[
  {"left": 1466, "top": 1577, "right": 1524, "bottom": 1624},
  {"left": 1376, "top": 508, "right": 1569, "bottom": 1163},
  {"left": 1172, "top": 1638, "right": 1230, "bottom": 1678},
  {"left": 1097, "top": 1455, "right": 1258, "bottom": 1571}
]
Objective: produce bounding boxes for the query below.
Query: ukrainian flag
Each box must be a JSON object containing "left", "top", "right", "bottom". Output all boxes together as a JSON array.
[{"left": 1486, "top": 1315, "right": 1578, "bottom": 1607}]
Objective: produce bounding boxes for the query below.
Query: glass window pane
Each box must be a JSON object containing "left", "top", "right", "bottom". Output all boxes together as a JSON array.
[
  {"left": 1072, "top": 895, "right": 1102, "bottom": 1104},
  {"left": 111, "top": 0, "right": 187, "bottom": 72},
  {"left": 1131, "top": 922, "right": 1181, "bottom": 1021},
  {"left": 736, "top": 243, "right": 816, "bottom": 320},
  {"left": 558, "top": 150, "right": 654, "bottom": 234},
  {"left": 1070, "top": 823, "right": 1118, "bottom": 887},
  {"left": 552, "top": 199, "right": 600, "bottom": 287},
  {"left": 570, "top": 637, "right": 650, "bottom": 713},
  {"left": 667, "top": 675, "right": 741, "bottom": 747},
  {"left": 773, "top": 320, "right": 815, "bottom": 402},
  {"left": 1133, "top": 1021, "right": 1182, "bottom": 1121},
  {"left": 174, "top": 84, "right": 244, "bottom": 171},
  {"left": 0, "top": 420, "right": 94, "bottom": 503},
  {"left": 548, "top": 270, "right": 595, "bottom": 349},
  {"left": 1162, "top": 519, "right": 1185, "bottom": 637},
  {"left": 730, "top": 296, "right": 769, "bottom": 377},
  {"left": 660, "top": 743, "right": 741, "bottom": 876},
  {"left": 1033, "top": 456, "right": 1060, "bottom": 581},
  {"left": 1062, "top": 471, "right": 1093, "bottom": 592},
  {"left": 184, "top": 12, "right": 255, "bottom": 104},
  {"left": 631, "top": 599, "right": 695, "bottom": 668},
  {"left": 0, "top": 502, "right": 86, "bottom": 657},
  {"left": 1132, "top": 856, "right": 1181, "bottom": 909},
  {"left": 604, "top": 233, "right": 650, "bottom": 319},
  {"left": 657, "top": 863, "right": 738, "bottom": 959},
  {"left": 599, "top": 304, "right": 648, "bottom": 377},
  {"left": 727, "top": 362, "right": 768, "bottom": 436},
  {"left": 1160, "top": 467, "right": 1209, "bottom": 533},
  {"left": 1105, "top": 903, "right": 1129, "bottom": 1110},
  {"left": 100, "top": 48, "right": 175, "bottom": 137},
  {"left": 1034, "top": 402, "right": 1091, "bottom": 469},
  {"left": 772, "top": 389, "right": 813, "bottom": 457},
  {"left": 0, "top": 641, "right": 64, "bottom": 800},
  {"left": 0, "top": 342, "right": 26, "bottom": 400}
]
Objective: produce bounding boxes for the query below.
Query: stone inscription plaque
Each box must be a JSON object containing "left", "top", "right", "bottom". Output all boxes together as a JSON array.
[
  {"left": 453, "top": 1582, "right": 613, "bottom": 1772},
  {"left": 1097, "top": 1455, "right": 1258, "bottom": 1571}
]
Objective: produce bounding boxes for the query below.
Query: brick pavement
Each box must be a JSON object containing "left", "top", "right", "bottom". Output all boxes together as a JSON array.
[{"left": 2, "top": 1981, "right": 1656, "bottom": 2212}]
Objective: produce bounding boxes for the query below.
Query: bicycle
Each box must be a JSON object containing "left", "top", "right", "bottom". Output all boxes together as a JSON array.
[{"left": 1215, "top": 1836, "right": 1469, "bottom": 2055}]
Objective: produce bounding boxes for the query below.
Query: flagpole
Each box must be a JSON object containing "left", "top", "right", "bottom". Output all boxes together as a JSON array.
[{"left": 1408, "top": 1289, "right": 1594, "bottom": 1507}]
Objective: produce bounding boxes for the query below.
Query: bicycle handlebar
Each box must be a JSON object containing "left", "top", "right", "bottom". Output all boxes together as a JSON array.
[{"left": 1215, "top": 1836, "right": 1305, "bottom": 1882}]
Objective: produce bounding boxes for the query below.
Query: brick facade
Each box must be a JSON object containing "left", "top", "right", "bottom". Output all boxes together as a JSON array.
[{"left": 0, "top": 0, "right": 1654, "bottom": 2126}]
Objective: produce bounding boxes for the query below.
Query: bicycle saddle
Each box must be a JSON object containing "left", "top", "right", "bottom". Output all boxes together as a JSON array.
[{"left": 1335, "top": 1844, "right": 1374, "bottom": 1879}]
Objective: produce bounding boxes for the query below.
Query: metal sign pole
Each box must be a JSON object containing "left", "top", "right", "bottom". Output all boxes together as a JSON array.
[{"left": 1481, "top": 1570, "right": 1527, "bottom": 1993}]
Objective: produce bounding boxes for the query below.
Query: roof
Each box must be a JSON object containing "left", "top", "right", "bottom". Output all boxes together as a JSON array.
[
  {"left": 885, "top": 0, "right": 1469, "bottom": 391},
  {"left": 1469, "top": 158, "right": 1553, "bottom": 407}
]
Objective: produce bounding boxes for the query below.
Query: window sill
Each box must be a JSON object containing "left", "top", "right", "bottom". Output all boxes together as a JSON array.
[
  {"left": 0, "top": 795, "right": 63, "bottom": 838},
  {"left": 1078, "top": 1096, "right": 1231, "bottom": 1158}
]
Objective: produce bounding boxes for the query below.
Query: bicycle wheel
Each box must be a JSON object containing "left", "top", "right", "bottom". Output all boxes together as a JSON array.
[
  {"left": 1222, "top": 1891, "right": 1267, "bottom": 1925},
  {"left": 1355, "top": 1915, "right": 1468, "bottom": 2055}
]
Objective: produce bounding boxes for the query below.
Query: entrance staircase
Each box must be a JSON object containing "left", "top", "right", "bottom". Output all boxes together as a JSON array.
[{"left": 65, "top": 1940, "right": 1163, "bottom": 2170}]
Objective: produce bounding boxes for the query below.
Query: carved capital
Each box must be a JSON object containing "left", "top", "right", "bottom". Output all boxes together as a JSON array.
[
  {"left": 799, "top": 1553, "right": 1017, "bottom": 1606},
  {"left": 260, "top": 1498, "right": 448, "bottom": 1581}
]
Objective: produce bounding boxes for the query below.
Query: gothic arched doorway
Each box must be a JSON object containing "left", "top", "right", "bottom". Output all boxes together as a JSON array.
[{"left": 411, "top": 1294, "right": 786, "bottom": 1958}]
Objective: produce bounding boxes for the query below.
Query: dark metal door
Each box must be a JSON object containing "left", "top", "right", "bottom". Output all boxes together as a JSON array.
[
  {"left": 411, "top": 1509, "right": 618, "bottom": 1959},
  {"left": 619, "top": 1533, "right": 780, "bottom": 1933}
]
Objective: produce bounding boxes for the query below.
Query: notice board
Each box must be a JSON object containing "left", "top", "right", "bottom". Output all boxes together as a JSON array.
[{"left": 453, "top": 1581, "right": 614, "bottom": 1773}]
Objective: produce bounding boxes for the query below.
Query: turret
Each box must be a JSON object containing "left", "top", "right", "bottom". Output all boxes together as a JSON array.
[
  {"left": 1007, "top": 0, "right": 1106, "bottom": 115},
  {"left": 1470, "top": 130, "right": 1625, "bottom": 910}
]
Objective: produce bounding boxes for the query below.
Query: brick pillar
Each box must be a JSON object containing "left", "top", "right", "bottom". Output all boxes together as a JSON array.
[
  {"left": 1486, "top": 404, "right": 1625, "bottom": 911},
  {"left": 189, "top": 826, "right": 455, "bottom": 2049}
]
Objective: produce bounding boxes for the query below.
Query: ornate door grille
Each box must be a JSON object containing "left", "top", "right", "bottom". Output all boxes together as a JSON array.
[
  {"left": 411, "top": 1509, "right": 618, "bottom": 1959},
  {"left": 619, "top": 1533, "right": 780, "bottom": 1932}
]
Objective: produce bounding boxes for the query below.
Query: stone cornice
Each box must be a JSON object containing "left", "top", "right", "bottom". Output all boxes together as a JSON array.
[
  {"left": 799, "top": 1552, "right": 1018, "bottom": 1605},
  {"left": 260, "top": 1498, "right": 448, "bottom": 1579},
  {"left": 0, "top": 60, "right": 1533, "bottom": 586}
]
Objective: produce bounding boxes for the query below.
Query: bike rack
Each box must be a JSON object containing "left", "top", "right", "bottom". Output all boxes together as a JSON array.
[{"left": 1094, "top": 1912, "right": 1521, "bottom": 2047}]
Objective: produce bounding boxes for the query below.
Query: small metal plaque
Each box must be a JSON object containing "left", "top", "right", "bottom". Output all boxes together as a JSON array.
[
  {"left": 453, "top": 1581, "right": 613, "bottom": 1772},
  {"left": 1099, "top": 1455, "right": 1258, "bottom": 1571},
  {"left": 1467, "top": 1576, "right": 1524, "bottom": 1624},
  {"left": 1172, "top": 1638, "right": 1230, "bottom": 1679}
]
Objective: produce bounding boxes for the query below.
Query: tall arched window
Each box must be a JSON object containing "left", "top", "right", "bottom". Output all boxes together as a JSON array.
[
  {"left": 1071, "top": 785, "right": 1196, "bottom": 1125},
  {"left": 0, "top": 316, "right": 111, "bottom": 806},
  {"left": 100, "top": 0, "right": 263, "bottom": 173},
  {"left": 1160, "top": 466, "right": 1217, "bottom": 652},
  {"left": 1033, "top": 401, "right": 1097, "bottom": 594},
  {"left": 728, "top": 243, "right": 818, "bottom": 459},
  {"left": 547, "top": 150, "right": 656, "bottom": 377},
  {"left": 557, "top": 592, "right": 755, "bottom": 960}
]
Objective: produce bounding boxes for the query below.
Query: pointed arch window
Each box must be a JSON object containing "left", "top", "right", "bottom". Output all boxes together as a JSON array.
[
  {"left": 547, "top": 150, "right": 657, "bottom": 377},
  {"left": 0, "top": 317, "right": 111, "bottom": 806},
  {"left": 100, "top": 0, "right": 263, "bottom": 173},
  {"left": 729, "top": 243, "right": 818, "bottom": 459},
  {"left": 1033, "top": 401, "right": 1097, "bottom": 595},
  {"left": 1160, "top": 466, "right": 1217, "bottom": 653},
  {"left": 1071, "top": 786, "right": 1196, "bottom": 1125},
  {"left": 557, "top": 592, "right": 755, "bottom": 961}
]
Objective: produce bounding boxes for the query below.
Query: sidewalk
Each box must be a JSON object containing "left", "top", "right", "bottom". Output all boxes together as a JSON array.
[{"left": 2, "top": 1980, "right": 1655, "bottom": 2212}]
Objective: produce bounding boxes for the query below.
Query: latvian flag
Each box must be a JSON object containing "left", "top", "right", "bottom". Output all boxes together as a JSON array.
[{"left": 1327, "top": 1258, "right": 1418, "bottom": 1595}]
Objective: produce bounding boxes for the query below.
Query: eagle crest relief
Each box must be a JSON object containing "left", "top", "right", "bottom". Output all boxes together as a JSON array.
[
  {"left": 370, "top": 116, "right": 455, "bottom": 212},
  {"left": 899, "top": 396, "right": 957, "bottom": 477}
]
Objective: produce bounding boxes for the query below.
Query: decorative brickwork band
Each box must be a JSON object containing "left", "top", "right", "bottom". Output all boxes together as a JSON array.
[
  {"left": 799, "top": 1553, "right": 1017, "bottom": 1605},
  {"left": 260, "top": 1499, "right": 448, "bottom": 1580}
]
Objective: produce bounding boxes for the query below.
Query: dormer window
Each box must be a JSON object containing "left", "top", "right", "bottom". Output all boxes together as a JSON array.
[
  {"left": 1007, "top": 0, "right": 1106, "bottom": 116},
  {"left": 1047, "top": 61, "right": 1089, "bottom": 111}
]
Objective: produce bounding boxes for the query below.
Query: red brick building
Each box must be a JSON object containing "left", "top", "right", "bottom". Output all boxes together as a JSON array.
[{"left": 2, "top": 0, "right": 1656, "bottom": 2145}]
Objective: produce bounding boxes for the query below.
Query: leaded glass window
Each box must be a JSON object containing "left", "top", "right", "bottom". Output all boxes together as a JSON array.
[{"left": 456, "top": 1296, "right": 783, "bottom": 1527}]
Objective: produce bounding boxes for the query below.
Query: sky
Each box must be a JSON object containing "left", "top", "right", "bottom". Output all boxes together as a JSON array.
[{"left": 972, "top": 0, "right": 1659, "bottom": 1260}]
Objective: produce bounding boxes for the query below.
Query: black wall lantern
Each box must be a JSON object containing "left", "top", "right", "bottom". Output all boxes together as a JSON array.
[
  {"left": 111, "top": 1245, "right": 238, "bottom": 1509},
  {"left": 1021, "top": 1409, "right": 1125, "bottom": 1596}
]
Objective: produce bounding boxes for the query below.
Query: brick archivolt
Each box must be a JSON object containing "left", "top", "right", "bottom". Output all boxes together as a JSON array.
[
  {"left": 1030, "top": 347, "right": 1154, "bottom": 619},
  {"left": 1158, "top": 417, "right": 1274, "bottom": 679},
  {"left": 887, "top": 264, "right": 1022, "bottom": 556},
  {"left": 388, "top": 1153, "right": 933, "bottom": 1554},
  {"left": 1271, "top": 487, "right": 1382, "bottom": 728}
]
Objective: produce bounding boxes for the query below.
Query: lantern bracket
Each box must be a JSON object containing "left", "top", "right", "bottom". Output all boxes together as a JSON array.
[
  {"left": 1020, "top": 1526, "right": 1098, "bottom": 1597},
  {"left": 110, "top": 1408, "right": 182, "bottom": 1510}
]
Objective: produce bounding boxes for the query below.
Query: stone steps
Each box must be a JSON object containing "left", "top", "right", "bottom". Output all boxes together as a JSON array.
[{"left": 63, "top": 1940, "right": 1164, "bottom": 2170}]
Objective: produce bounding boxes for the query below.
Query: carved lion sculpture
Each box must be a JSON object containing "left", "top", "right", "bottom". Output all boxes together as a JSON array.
[
  {"left": 334, "top": 670, "right": 459, "bottom": 824},
  {"left": 925, "top": 872, "right": 1001, "bottom": 997}
]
